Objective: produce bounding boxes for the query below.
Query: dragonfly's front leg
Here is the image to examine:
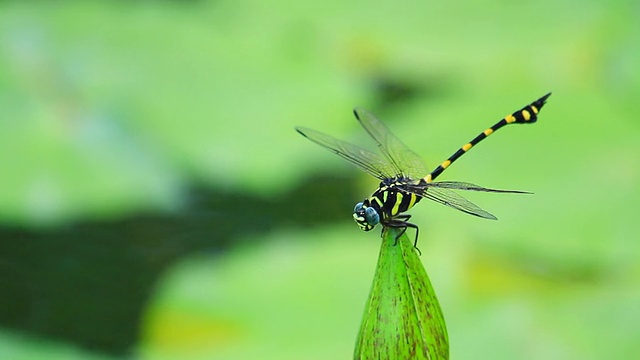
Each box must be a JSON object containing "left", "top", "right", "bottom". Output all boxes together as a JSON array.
[{"left": 383, "top": 215, "right": 421, "bottom": 255}]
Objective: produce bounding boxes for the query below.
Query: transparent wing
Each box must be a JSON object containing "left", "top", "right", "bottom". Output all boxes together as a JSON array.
[
  {"left": 427, "top": 181, "right": 532, "bottom": 194},
  {"left": 353, "top": 107, "right": 428, "bottom": 179},
  {"left": 402, "top": 183, "right": 499, "bottom": 219},
  {"left": 296, "top": 126, "right": 396, "bottom": 180}
]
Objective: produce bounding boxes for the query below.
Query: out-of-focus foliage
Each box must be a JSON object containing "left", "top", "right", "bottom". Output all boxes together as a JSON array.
[
  {"left": 0, "top": 330, "right": 113, "bottom": 360},
  {"left": 140, "top": 227, "right": 375, "bottom": 360},
  {"left": 1, "top": 0, "right": 639, "bottom": 359}
]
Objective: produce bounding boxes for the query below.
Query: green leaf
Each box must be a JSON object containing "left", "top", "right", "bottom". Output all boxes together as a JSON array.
[{"left": 354, "top": 228, "right": 449, "bottom": 360}]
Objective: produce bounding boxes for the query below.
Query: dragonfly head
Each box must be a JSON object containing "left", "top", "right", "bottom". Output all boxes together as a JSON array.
[{"left": 353, "top": 202, "right": 380, "bottom": 231}]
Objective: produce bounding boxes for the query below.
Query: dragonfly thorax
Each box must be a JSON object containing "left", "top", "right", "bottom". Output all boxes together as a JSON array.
[
  {"left": 353, "top": 201, "right": 380, "bottom": 231},
  {"left": 352, "top": 179, "right": 420, "bottom": 232}
]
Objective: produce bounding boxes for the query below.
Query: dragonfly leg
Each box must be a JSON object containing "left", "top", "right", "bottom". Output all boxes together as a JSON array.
[{"left": 384, "top": 215, "right": 421, "bottom": 255}]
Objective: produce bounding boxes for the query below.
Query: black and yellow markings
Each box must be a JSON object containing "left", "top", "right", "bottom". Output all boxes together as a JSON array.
[
  {"left": 389, "top": 191, "right": 420, "bottom": 216},
  {"left": 424, "top": 92, "right": 551, "bottom": 183},
  {"left": 296, "top": 92, "right": 550, "bottom": 249},
  {"left": 406, "top": 193, "right": 418, "bottom": 210},
  {"left": 530, "top": 104, "right": 540, "bottom": 114},
  {"left": 371, "top": 185, "right": 421, "bottom": 220},
  {"left": 371, "top": 195, "right": 384, "bottom": 208},
  {"left": 391, "top": 192, "right": 404, "bottom": 216}
]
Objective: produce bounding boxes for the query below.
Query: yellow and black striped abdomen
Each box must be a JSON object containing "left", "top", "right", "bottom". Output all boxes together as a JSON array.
[{"left": 424, "top": 93, "right": 551, "bottom": 183}]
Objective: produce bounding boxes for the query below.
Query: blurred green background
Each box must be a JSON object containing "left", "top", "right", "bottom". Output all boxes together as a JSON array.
[{"left": 1, "top": 1, "right": 638, "bottom": 359}]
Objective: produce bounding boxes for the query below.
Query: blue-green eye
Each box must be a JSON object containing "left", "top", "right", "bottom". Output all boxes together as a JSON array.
[
  {"left": 365, "top": 207, "right": 380, "bottom": 225},
  {"left": 352, "top": 202, "right": 379, "bottom": 232}
]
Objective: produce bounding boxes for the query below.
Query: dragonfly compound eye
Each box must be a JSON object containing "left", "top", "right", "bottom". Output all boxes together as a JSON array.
[
  {"left": 353, "top": 202, "right": 378, "bottom": 231},
  {"left": 365, "top": 207, "right": 380, "bottom": 226},
  {"left": 354, "top": 202, "right": 364, "bottom": 213}
]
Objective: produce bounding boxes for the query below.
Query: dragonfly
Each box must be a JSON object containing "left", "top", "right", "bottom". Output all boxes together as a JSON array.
[{"left": 296, "top": 93, "right": 551, "bottom": 250}]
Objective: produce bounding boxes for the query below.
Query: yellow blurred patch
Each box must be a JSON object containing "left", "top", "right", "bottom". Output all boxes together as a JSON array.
[
  {"left": 143, "top": 309, "right": 244, "bottom": 352},
  {"left": 465, "top": 253, "right": 574, "bottom": 296}
]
